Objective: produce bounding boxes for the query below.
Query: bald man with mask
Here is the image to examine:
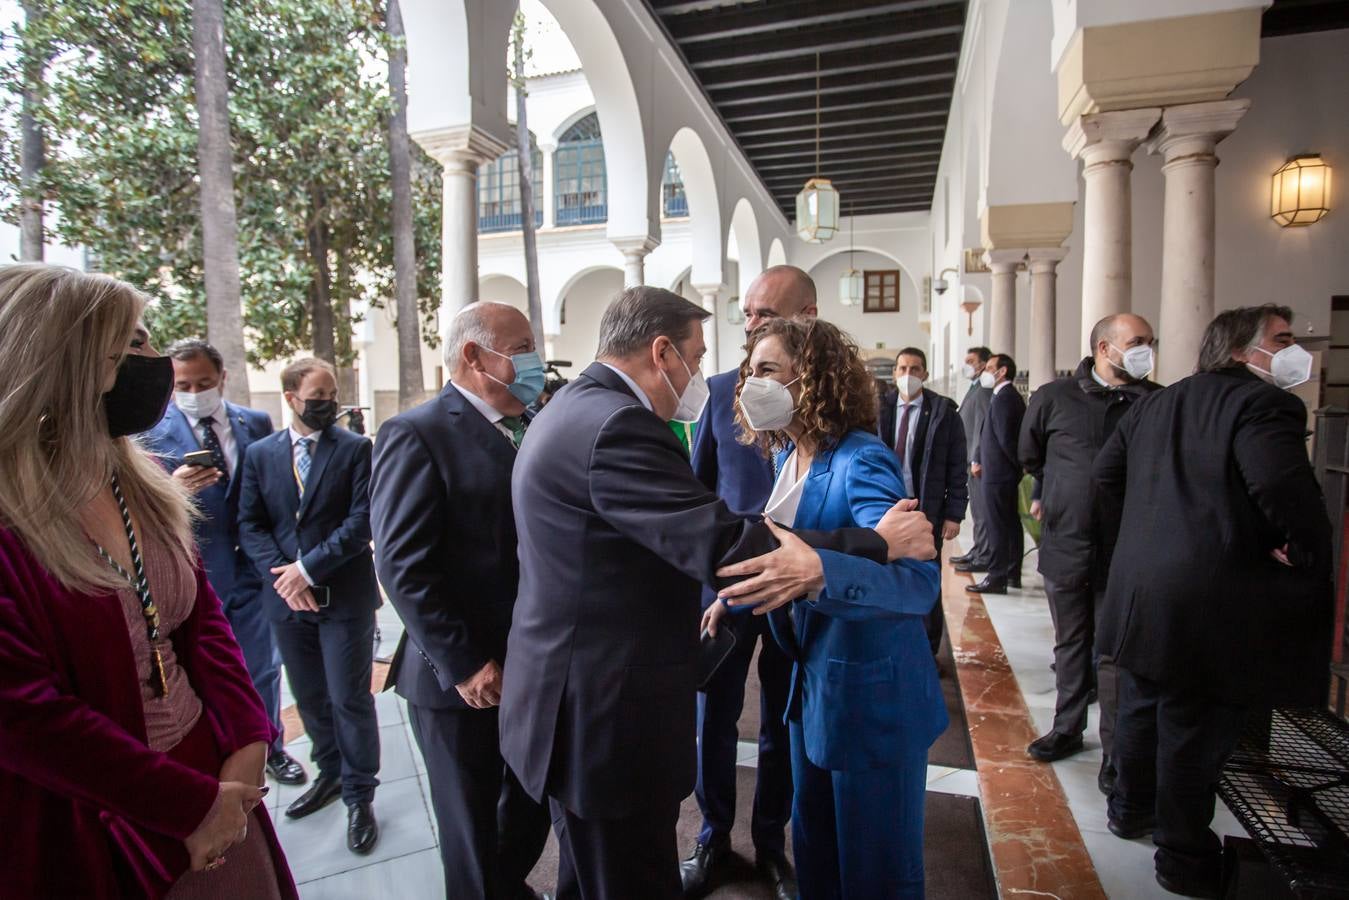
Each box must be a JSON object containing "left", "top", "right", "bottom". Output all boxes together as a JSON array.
[{"left": 682, "top": 266, "right": 819, "bottom": 899}]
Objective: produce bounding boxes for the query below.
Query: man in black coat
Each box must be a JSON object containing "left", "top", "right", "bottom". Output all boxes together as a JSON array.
[
  {"left": 1094, "top": 304, "right": 1331, "bottom": 898},
  {"left": 879, "top": 346, "right": 968, "bottom": 653},
  {"left": 371, "top": 303, "right": 551, "bottom": 898},
  {"left": 1018, "top": 314, "right": 1161, "bottom": 783},
  {"left": 238, "top": 357, "right": 382, "bottom": 853},
  {"left": 952, "top": 346, "right": 993, "bottom": 571},
  {"left": 499, "top": 287, "right": 935, "bottom": 900},
  {"left": 967, "top": 353, "right": 1025, "bottom": 594}
]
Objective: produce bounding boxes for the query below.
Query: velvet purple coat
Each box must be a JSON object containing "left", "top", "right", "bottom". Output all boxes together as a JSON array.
[{"left": 0, "top": 526, "right": 298, "bottom": 899}]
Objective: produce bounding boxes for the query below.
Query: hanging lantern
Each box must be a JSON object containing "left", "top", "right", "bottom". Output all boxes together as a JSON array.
[
  {"left": 796, "top": 53, "right": 838, "bottom": 243},
  {"left": 726, "top": 297, "right": 745, "bottom": 326},
  {"left": 837, "top": 205, "right": 861, "bottom": 304},
  {"left": 1271, "top": 155, "right": 1332, "bottom": 226}
]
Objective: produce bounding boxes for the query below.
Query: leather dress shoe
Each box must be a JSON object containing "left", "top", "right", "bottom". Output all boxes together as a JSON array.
[
  {"left": 1026, "top": 731, "right": 1085, "bottom": 762},
  {"left": 265, "top": 750, "right": 307, "bottom": 786},
  {"left": 1098, "top": 756, "right": 1116, "bottom": 795},
  {"left": 679, "top": 841, "right": 730, "bottom": 895},
  {"left": 1008, "top": 574, "right": 1022, "bottom": 589},
  {"left": 949, "top": 553, "right": 976, "bottom": 565},
  {"left": 953, "top": 560, "right": 989, "bottom": 573},
  {"left": 285, "top": 774, "right": 342, "bottom": 819},
  {"left": 966, "top": 577, "right": 1007, "bottom": 595},
  {"left": 1108, "top": 816, "right": 1156, "bottom": 840},
  {"left": 757, "top": 850, "right": 797, "bottom": 900},
  {"left": 1155, "top": 868, "right": 1219, "bottom": 898},
  {"left": 347, "top": 801, "right": 379, "bottom": 854}
]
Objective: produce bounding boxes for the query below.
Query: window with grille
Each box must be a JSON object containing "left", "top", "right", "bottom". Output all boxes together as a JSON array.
[
  {"left": 662, "top": 152, "right": 687, "bottom": 218},
  {"left": 478, "top": 139, "right": 543, "bottom": 234},
  {"left": 863, "top": 270, "right": 900, "bottom": 313},
  {"left": 556, "top": 112, "right": 607, "bottom": 226}
]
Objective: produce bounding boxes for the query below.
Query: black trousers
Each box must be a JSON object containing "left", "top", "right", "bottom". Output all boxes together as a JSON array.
[
  {"left": 1043, "top": 577, "right": 1118, "bottom": 752},
  {"left": 1110, "top": 668, "right": 1244, "bottom": 886},
  {"left": 694, "top": 610, "right": 793, "bottom": 854},
  {"left": 982, "top": 479, "right": 1023, "bottom": 582},
  {"left": 272, "top": 611, "right": 379, "bottom": 805},
  {"left": 551, "top": 798, "right": 681, "bottom": 900},
  {"left": 407, "top": 702, "right": 550, "bottom": 900}
]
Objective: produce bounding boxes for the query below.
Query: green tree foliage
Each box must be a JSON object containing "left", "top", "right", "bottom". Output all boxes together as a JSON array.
[{"left": 0, "top": 0, "right": 443, "bottom": 366}]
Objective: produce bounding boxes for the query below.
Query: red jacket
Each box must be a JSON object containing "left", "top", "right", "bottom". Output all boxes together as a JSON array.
[{"left": 0, "top": 527, "right": 297, "bottom": 898}]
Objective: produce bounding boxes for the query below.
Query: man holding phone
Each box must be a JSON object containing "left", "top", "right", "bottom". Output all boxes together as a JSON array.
[{"left": 238, "top": 357, "right": 382, "bottom": 855}]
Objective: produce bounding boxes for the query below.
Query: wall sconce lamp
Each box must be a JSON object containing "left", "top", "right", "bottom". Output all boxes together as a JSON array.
[
  {"left": 726, "top": 297, "right": 744, "bottom": 326},
  {"left": 1271, "top": 155, "right": 1331, "bottom": 226},
  {"left": 960, "top": 296, "right": 981, "bottom": 336}
]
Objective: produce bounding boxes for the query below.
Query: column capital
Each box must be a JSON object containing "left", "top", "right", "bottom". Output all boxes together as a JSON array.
[
  {"left": 413, "top": 124, "right": 510, "bottom": 170},
  {"left": 983, "top": 248, "right": 1027, "bottom": 273},
  {"left": 612, "top": 235, "right": 660, "bottom": 258},
  {"left": 691, "top": 282, "right": 723, "bottom": 297},
  {"left": 1063, "top": 108, "right": 1161, "bottom": 162},
  {"left": 1026, "top": 247, "right": 1069, "bottom": 274},
  {"left": 537, "top": 139, "right": 558, "bottom": 154},
  {"left": 1144, "top": 98, "right": 1251, "bottom": 163}
]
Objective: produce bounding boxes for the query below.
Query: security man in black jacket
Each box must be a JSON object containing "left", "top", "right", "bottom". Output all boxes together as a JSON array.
[{"left": 1018, "top": 314, "right": 1160, "bottom": 790}]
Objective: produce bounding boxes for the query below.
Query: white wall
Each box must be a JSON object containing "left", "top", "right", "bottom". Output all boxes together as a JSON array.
[
  {"left": 551, "top": 266, "right": 623, "bottom": 370},
  {"left": 807, "top": 250, "right": 925, "bottom": 355}
]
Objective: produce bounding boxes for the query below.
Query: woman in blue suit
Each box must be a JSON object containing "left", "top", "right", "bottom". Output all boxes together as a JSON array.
[{"left": 705, "top": 319, "right": 945, "bottom": 899}]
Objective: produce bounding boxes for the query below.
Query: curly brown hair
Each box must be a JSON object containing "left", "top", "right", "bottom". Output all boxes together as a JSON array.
[{"left": 734, "top": 318, "right": 878, "bottom": 456}]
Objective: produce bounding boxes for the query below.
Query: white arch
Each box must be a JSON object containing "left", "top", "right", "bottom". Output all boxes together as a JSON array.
[
  {"left": 400, "top": 0, "right": 512, "bottom": 141},
  {"left": 552, "top": 105, "right": 597, "bottom": 144},
  {"left": 554, "top": 264, "right": 625, "bottom": 319},
  {"left": 766, "top": 238, "right": 787, "bottom": 269},
  {"left": 538, "top": 0, "right": 652, "bottom": 243},
  {"left": 667, "top": 128, "right": 723, "bottom": 289},
  {"left": 803, "top": 246, "right": 921, "bottom": 313},
  {"left": 728, "top": 198, "right": 764, "bottom": 299}
]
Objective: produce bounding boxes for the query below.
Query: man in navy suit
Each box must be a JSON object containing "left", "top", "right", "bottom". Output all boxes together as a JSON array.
[
  {"left": 238, "top": 356, "right": 381, "bottom": 854},
  {"left": 878, "top": 347, "right": 968, "bottom": 653},
  {"left": 371, "top": 303, "right": 550, "bottom": 899},
  {"left": 145, "top": 339, "right": 304, "bottom": 785},
  {"left": 968, "top": 353, "right": 1026, "bottom": 594},
  {"left": 683, "top": 266, "right": 816, "bottom": 900}
]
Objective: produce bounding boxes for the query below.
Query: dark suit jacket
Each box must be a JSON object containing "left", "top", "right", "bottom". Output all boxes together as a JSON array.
[
  {"left": 878, "top": 389, "right": 968, "bottom": 551},
  {"left": 973, "top": 384, "right": 1026, "bottom": 484},
  {"left": 238, "top": 426, "right": 378, "bottom": 623},
  {"left": 957, "top": 381, "right": 992, "bottom": 464},
  {"left": 690, "top": 369, "right": 776, "bottom": 608},
  {"left": 1094, "top": 367, "right": 1332, "bottom": 707},
  {"left": 144, "top": 403, "right": 273, "bottom": 608},
  {"left": 370, "top": 384, "right": 522, "bottom": 710},
  {"left": 499, "top": 363, "right": 888, "bottom": 820}
]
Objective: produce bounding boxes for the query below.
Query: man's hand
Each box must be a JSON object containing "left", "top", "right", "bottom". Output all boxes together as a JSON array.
[
  {"left": 941, "top": 520, "right": 961, "bottom": 542},
  {"left": 270, "top": 563, "right": 316, "bottom": 611},
  {"left": 1271, "top": 544, "right": 1292, "bottom": 567},
  {"left": 875, "top": 499, "right": 936, "bottom": 561},
  {"left": 970, "top": 462, "right": 982, "bottom": 478},
  {"left": 456, "top": 660, "right": 503, "bottom": 709},
  {"left": 172, "top": 464, "right": 223, "bottom": 495},
  {"left": 219, "top": 741, "right": 267, "bottom": 788},
  {"left": 280, "top": 585, "right": 320, "bottom": 613},
  {"left": 701, "top": 599, "right": 730, "bottom": 637},
  {"left": 1030, "top": 499, "right": 1042, "bottom": 521},
  {"left": 715, "top": 519, "right": 824, "bottom": 616}
]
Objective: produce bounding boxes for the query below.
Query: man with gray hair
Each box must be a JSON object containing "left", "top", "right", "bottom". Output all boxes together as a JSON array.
[
  {"left": 499, "top": 286, "right": 936, "bottom": 899},
  {"left": 1093, "top": 304, "right": 1329, "bottom": 897},
  {"left": 372, "top": 301, "right": 551, "bottom": 898}
]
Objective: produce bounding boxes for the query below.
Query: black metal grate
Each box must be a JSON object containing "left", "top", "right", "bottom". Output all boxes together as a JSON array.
[{"left": 1217, "top": 708, "right": 1349, "bottom": 896}]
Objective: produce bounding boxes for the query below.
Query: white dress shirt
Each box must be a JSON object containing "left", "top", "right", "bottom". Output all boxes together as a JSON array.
[
  {"left": 184, "top": 405, "right": 237, "bottom": 480},
  {"left": 893, "top": 390, "right": 925, "bottom": 498},
  {"left": 764, "top": 450, "right": 809, "bottom": 527},
  {"left": 993, "top": 379, "right": 1012, "bottom": 395},
  {"left": 600, "top": 363, "right": 653, "bottom": 411},
  {"left": 453, "top": 381, "right": 517, "bottom": 443},
  {"left": 287, "top": 425, "right": 322, "bottom": 586}
]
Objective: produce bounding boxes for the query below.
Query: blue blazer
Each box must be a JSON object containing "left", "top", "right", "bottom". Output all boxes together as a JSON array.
[
  {"left": 237, "top": 426, "right": 380, "bottom": 623},
  {"left": 771, "top": 429, "right": 947, "bottom": 772},
  {"left": 144, "top": 402, "right": 273, "bottom": 608},
  {"left": 691, "top": 370, "right": 775, "bottom": 609}
]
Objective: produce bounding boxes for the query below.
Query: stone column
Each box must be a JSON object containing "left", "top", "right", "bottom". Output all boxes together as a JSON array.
[
  {"left": 539, "top": 141, "right": 557, "bottom": 229},
  {"left": 613, "top": 236, "right": 659, "bottom": 288},
  {"left": 985, "top": 249, "right": 1025, "bottom": 356},
  {"left": 693, "top": 283, "right": 723, "bottom": 372},
  {"left": 1027, "top": 248, "right": 1069, "bottom": 389},
  {"left": 1063, "top": 108, "right": 1160, "bottom": 350},
  {"left": 1145, "top": 100, "right": 1250, "bottom": 384},
  {"left": 415, "top": 125, "right": 510, "bottom": 314}
]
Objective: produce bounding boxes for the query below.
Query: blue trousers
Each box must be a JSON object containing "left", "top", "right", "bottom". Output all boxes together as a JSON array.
[
  {"left": 790, "top": 722, "right": 927, "bottom": 900},
  {"left": 221, "top": 591, "right": 285, "bottom": 754},
  {"left": 694, "top": 611, "right": 793, "bottom": 853}
]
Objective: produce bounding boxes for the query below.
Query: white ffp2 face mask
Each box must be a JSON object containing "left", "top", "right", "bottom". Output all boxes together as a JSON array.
[
  {"left": 661, "top": 346, "right": 709, "bottom": 423},
  {"left": 175, "top": 386, "right": 223, "bottom": 420},
  {"left": 1109, "top": 343, "right": 1155, "bottom": 380},
  {"left": 897, "top": 374, "right": 923, "bottom": 400},
  {"left": 978, "top": 371, "right": 996, "bottom": 389},
  {"left": 1249, "top": 344, "right": 1313, "bottom": 390},
  {"left": 961, "top": 363, "right": 977, "bottom": 381},
  {"left": 738, "top": 376, "right": 800, "bottom": 432}
]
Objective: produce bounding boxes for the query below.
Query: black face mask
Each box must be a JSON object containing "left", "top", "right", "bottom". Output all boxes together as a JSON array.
[
  {"left": 298, "top": 398, "right": 339, "bottom": 431},
  {"left": 104, "top": 354, "right": 175, "bottom": 438}
]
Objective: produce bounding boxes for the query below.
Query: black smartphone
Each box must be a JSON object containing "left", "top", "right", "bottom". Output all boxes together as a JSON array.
[
  {"left": 182, "top": 450, "right": 217, "bottom": 468},
  {"left": 310, "top": 585, "right": 332, "bottom": 609},
  {"left": 697, "top": 624, "right": 738, "bottom": 691}
]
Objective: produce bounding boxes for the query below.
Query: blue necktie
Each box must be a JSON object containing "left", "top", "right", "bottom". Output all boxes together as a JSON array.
[
  {"left": 294, "top": 437, "right": 313, "bottom": 495},
  {"left": 198, "top": 415, "right": 229, "bottom": 473}
]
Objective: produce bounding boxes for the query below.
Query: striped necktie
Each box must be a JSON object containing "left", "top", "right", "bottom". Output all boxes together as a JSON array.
[
  {"left": 500, "top": 415, "right": 526, "bottom": 449},
  {"left": 294, "top": 437, "right": 313, "bottom": 495}
]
